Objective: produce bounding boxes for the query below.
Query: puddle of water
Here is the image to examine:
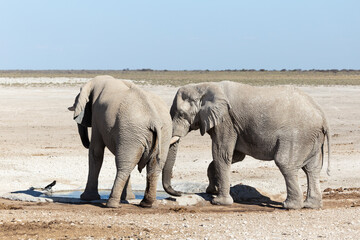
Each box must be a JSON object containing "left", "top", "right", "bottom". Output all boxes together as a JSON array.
[{"left": 43, "top": 190, "right": 170, "bottom": 200}]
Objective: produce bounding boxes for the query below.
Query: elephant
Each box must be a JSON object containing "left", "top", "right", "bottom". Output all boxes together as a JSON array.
[
  {"left": 166, "top": 81, "right": 330, "bottom": 209},
  {"left": 68, "top": 75, "right": 179, "bottom": 208}
]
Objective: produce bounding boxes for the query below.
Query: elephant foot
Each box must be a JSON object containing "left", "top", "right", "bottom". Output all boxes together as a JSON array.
[
  {"left": 282, "top": 199, "right": 304, "bottom": 209},
  {"left": 211, "top": 195, "right": 233, "bottom": 205},
  {"left": 206, "top": 185, "right": 218, "bottom": 195},
  {"left": 139, "top": 199, "right": 154, "bottom": 208},
  {"left": 304, "top": 198, "right": 322, "bottom": 209},
  {"left": 106, "top": 198, "right": 121, "bottom": 208},
  {"left": 80, "top": 191, "right": 100, "bottom": 201}
]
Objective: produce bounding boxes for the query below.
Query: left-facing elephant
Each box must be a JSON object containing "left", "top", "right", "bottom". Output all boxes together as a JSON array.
[{"left": 68, "top": 75, "right": 176, "bottom": 208}]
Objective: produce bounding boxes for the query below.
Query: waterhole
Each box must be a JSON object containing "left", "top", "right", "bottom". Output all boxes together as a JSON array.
[{"left": 42, "top": 190, "right": 170, "bottom": 201}]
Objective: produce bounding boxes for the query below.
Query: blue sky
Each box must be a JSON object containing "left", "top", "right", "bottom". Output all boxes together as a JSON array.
[{"left": 0, "top": 0, "right": 359, "bottom": 70}]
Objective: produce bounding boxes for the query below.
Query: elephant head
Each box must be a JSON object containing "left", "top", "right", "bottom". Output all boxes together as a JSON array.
[
  {"left": 171, "top": 82, "right": 231, "bottom": 138},
  {"left": 162, "top": 82, "right": 231, "bottom": 194}
]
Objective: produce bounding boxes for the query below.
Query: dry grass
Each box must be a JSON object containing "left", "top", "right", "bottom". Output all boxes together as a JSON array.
[{"left": 1, "top": 70, "right": 360, "bottom": 86}]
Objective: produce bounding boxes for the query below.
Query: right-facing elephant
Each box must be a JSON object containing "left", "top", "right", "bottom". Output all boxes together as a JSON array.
[{"left": 166, "top": 81, "right": 330, "bottom": 209}]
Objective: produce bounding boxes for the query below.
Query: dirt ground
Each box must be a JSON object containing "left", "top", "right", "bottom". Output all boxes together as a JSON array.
[{"left": 0, "top": 81, "right": 360, "bottom": 239}]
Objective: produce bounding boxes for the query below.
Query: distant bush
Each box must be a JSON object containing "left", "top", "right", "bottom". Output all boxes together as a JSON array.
[{"left": 1, "top": 69, "right": 360, "bottom": 86}]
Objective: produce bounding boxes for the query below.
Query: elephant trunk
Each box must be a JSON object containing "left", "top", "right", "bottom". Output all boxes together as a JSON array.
[
  {"left": 162, "top": 141, "right": 182, "bottom": 196},
  {"left": 77, "top": 124, "right": 90, "bottom": 149}
]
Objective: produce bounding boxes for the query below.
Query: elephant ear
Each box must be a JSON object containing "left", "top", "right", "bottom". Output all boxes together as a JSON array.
[
  {"left": 198, "top": 85, "right": 231, "bottom": 135},
  {"left": 72, "top": 81, "right": 93, "bottom": 127}
]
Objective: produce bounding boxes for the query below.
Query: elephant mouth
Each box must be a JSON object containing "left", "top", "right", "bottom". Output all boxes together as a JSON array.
[{"left": 170, "top": 136, "right": 180, "bottom": 145}]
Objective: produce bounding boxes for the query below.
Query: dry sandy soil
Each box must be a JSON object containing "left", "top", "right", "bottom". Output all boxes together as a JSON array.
[{"left": 0, "top": 79, "right": 360, "bottom": 239}]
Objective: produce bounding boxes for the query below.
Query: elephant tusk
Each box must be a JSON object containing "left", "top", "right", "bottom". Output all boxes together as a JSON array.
[{"left": 170, "top": 136, "right": 180, "bottom": 145}]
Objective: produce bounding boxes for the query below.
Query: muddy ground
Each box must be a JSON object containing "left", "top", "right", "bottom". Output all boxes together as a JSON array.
[{"left": 0, "top": 81, "right": 359, "bottom": 239}]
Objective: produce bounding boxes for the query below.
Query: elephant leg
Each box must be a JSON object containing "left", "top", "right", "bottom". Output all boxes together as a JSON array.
[
  {"left": 107, "top": 145, "right": 143, "bottom": 208},
  {"left": 140, "top": 158, "right": 161, "bottom": 208},
  {"left": 206, "top": 151, "right": 244, "bottom": 195},
  {"left": 81, "top": 131, "right": 105, "bottom": 201},
  {"left": 211, "top": 158, "right": 233, "bottom": 205},
  {"left": 302, "top": 152, "right": 323, "bottom": 209},
  {"left": 274, "top": 140, "right": 306, "bottom": 209},
  {"left": 275, "top": 143, "right": 304, "bottom": 209},
  {"left": 210, "top": 141, "right": 235, "bottom": 205},
  {"left": 120, "top": 176, "right": 136, "bottom": 200},
  {"left": 207, "top": 125, "right": 237, "bottom": 206},
  {"left": 206, "top": 161, "right": 218, "bottom": 195},
  {"left": 278, "top": 169, "right": 303, "bottom": 209}
]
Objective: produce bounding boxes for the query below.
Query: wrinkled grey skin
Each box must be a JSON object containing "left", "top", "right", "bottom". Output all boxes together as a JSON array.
[
  {"left": 74, "top": 121, "right": 135, "bottom": 202},
  {"left": 167, "top": 81, "right": 330, "bottom": 209},
  {"left": 69, "top": 76, "right": 177, "bottom": 208}
]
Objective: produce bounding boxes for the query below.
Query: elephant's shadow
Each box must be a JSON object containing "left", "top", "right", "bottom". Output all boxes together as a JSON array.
[
  {"left": 9, "top": 188, "right": 106, "bottom": 206},
  {"left": 9, "top": 185, "right": 283, "bottom": 209},
  {"left": 196, "top": 184, "right": 283, "bottom": 208}
]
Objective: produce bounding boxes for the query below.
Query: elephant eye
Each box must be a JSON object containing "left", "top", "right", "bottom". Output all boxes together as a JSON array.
[{"left": 178, "top": 111, "right": 191, "bottom": 121}]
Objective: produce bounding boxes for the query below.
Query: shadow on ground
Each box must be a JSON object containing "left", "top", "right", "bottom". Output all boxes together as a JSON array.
[
  {"left": 9, "top": 188, "right": 106, "bottom": 204},
  {"left": 230, "top": 184, "right": 283, "bottom": 208},
  {"left": 6, "top": 184, "right": 283, "bottom": 209},
  {"left": 185, "top": 184, "right": 283, "bottom": 209}
]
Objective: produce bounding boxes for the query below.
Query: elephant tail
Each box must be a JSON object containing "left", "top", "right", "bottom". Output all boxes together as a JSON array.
[
  {"left": 322, "top": 123, "right": 331, "bottom": 176},
  {"left": 148, "top": 123, "right": 161, "bottom": 163},
  {"left": 138, "top": 122, "right": 161, "bottom": 173}
]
